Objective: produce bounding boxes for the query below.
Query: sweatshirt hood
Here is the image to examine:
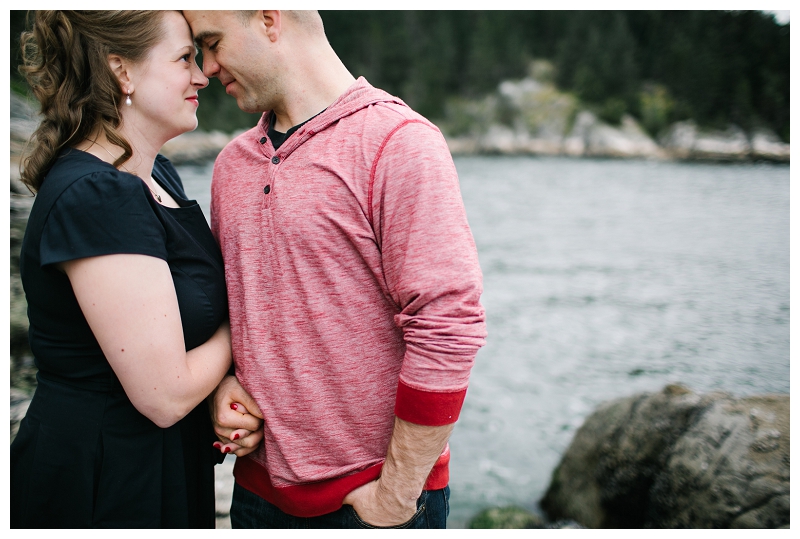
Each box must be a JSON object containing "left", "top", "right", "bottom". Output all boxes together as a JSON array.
[{"left": 256, "top": 77, "right": 407, "bottom": 156}]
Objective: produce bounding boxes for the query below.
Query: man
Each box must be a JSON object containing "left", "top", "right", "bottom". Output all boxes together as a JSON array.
[{"left": 183, "top": 10, "right": 486, "bottom": 529}]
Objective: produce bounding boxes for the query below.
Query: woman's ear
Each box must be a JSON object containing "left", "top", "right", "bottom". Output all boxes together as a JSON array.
[{"left": 108, "top": 54, "right": 133, "bottom": 94}]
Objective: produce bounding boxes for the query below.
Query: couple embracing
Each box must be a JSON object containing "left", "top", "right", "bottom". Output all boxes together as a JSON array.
[{"left": 10, "top": 10, "right": 486, "bottom": 529}]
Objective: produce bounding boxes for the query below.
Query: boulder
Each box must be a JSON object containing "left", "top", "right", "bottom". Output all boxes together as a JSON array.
[
  {"left": 540, "top": 384, "right": 789, "bottom": 528},
  {"left": 585, "top": 115, "right": 666, "bottom": 159},
  {"left": 750, "top": 129, "right": 790, "bottom": 162},
  {"left": 562, "top": 111, "right": 666, "bottom": 159}
]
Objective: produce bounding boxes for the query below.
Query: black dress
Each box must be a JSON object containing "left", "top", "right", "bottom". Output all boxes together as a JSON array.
[{"left": 10, "top": 149, "right": 228, "bottom": 528}]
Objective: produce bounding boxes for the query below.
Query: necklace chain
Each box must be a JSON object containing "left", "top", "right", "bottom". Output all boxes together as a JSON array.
[{"left": 91, "top": 141, "right": 163, "bottom": 203}]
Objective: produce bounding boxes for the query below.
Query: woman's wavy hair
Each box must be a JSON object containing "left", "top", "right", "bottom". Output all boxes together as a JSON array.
[{"left": 19, "top": 10, "right": 166, "bottom": 192}]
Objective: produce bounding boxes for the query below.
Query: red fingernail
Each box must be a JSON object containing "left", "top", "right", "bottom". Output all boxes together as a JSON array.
[
  {"left": 230, "top": 403, "right": 238, "bottom": 411},
  {"left": 223, "top": 447, "right": 231, "bottom": 453},
  {"left": 232, "top": 433, "right": 239, "bottom": 440},
  {"left": 213, "top": 442, "right": 221, "bottom": 449}
]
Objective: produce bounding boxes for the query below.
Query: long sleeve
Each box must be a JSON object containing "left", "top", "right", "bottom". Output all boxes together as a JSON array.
[{"left": 370, "top": 119, "right": 487, "bottom": 426}]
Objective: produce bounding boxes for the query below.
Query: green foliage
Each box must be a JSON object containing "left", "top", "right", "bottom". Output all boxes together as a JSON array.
[
  {"left": 597, "top": 97, "right": 628, "bottom": 126},
  {"left": 468, "top": 506, "right": 543, "bottom": 529},
  {"left": 440, "top": 96, "right": 494, "bottom": 137},
  {"left": 639, "top": 83, "right": 674, "bottom": 137}
]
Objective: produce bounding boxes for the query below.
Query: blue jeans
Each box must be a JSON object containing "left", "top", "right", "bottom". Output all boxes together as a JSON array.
[{"left": 230, "top": 482, "right": 450, "bottom": 529}]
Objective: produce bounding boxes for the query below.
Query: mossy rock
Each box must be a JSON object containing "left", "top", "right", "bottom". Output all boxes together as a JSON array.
[{"left": 468, "top": 506, "right": 543, "bottom": 529}]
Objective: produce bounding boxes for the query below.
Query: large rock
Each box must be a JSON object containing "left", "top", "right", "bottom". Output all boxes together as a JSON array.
[
  {"left": 10, "top": 93, "right": 35, "bottom": 366},
  {"left": 540, "top": 384, "right": 789, "bottom": 528},
  {"left": 750, "top": 129, "right": 790, "bottom": 162},
  {"left": 563, "top": 111, "right": 665, "bottom": 159}
]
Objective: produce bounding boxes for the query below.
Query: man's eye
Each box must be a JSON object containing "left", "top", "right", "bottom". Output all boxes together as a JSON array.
[{"left": 209, "top": 40, "right": 219, "bottom": 52}]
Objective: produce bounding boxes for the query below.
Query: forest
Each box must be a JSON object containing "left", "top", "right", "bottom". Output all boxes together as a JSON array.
[{"left": 10, "top": 10, "right": 790, "bottom": 141}]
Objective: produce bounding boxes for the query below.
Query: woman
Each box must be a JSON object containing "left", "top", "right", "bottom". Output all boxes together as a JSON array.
[{"left": 11, "top": 11, "right": 255, "bottom": 528}]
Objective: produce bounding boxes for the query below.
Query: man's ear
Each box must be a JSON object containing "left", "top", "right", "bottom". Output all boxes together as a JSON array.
[
  {"left": 259, "top": 10, "right": 281, "bottom": 43},
  {"left": 108, "top": 54, "right": 134, "bottom": 94}
]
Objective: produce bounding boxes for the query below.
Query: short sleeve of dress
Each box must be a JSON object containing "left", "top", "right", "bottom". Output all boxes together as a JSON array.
[{"left": 40, "top": 170, "right": 168, "bottom": 267}]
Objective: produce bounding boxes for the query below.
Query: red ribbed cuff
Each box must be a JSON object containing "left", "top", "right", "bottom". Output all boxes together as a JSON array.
[{"left": 394, "top": 381, "right": 467, "bottom": 426}]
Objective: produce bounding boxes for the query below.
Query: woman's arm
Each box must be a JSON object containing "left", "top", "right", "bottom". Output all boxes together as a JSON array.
[{"left": 62, "top": 253, "right": 232, "bottom": 428}]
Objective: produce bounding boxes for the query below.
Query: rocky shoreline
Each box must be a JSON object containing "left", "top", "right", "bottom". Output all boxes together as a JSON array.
[{"left": 441, "top": 69, "right": 789, "bottom": 163}]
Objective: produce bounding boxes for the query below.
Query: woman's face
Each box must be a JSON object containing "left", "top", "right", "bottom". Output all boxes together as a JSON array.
[{"left": 123, "top": 11, "right": 208, "bottom": 142}]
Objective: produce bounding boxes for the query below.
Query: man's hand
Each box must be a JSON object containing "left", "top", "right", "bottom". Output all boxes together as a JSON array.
[
  {"left": 343, "top": 417, "right": 454, "bottom": 527},
  {"left": 208, "top": 375, "right": 264, "bottom": 457},
  {"left": 343, "top": 477, "right": 417, "bottom": 527}
]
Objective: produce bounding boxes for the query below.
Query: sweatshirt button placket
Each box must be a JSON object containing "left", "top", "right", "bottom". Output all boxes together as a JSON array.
[{"left": 272, "top": 156, "right": 280, "bottom": 164}]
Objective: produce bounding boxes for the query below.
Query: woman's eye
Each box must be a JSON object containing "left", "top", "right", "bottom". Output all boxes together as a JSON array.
[{"left": 181, "top": 54, "right": 191, "bottom": 62}]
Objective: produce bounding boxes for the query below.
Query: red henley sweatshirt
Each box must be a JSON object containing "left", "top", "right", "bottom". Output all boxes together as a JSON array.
[{"left": 210, "top": 78, "right": 486, "bottom": 517}]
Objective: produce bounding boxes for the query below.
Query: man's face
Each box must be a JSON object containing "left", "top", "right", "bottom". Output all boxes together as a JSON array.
[{"left": 183, "top": 10, "right": 276, "bottom": 113}]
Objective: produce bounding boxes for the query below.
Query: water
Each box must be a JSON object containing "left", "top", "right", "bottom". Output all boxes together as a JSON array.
[{"left": 177, "top": 155, "right": 789, "bottom": 528}]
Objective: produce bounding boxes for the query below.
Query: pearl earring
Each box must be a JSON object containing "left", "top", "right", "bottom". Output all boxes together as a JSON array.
[{"left": 125, "top": 93, "right": 132, "bottom": 106}]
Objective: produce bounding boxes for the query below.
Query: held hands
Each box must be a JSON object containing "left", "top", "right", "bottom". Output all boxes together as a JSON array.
[
  {"left": 209, "top": 375, "right": 264, "bottom": 457},
  {"left": 343, "top": 478, "right": 418, "bottom": 527}
]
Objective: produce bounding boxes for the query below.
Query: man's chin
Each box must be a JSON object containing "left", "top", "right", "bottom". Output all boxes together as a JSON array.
[{"left": 236, "top": 98, "right": 265, "bottom": 115}]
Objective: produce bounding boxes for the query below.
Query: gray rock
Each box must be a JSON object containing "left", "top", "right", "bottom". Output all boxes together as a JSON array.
[
  {"left": 160, "top": 130, "right": 237, "bottom": 166},
  {"left": 10, "top": 92, "right": 36, "bottom": 383},
  {"left": 658, "top": 121, "right": 785, "bottom": 162},
  {"left": 750, "top": 129, "right": 790, "bottom": 162},
  {"left": 540, "top": 384, "right": 789, "bottom": 528},
  {"left": 583, "top": 114, "right": 665, "bottom": 159},
  {"left": 10, "top": 387, "right": 32, "bottom": 443}
]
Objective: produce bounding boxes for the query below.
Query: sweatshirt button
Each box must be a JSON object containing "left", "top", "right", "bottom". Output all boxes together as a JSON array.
[
  {"left": 271, "top": 156, "right": 280, "bottom": 164},
  {"left": 259, "top": 137, "right": 267, "bottom": 144},
  {"left": 263, "top": 185, "right": 271, "bottom": 194}
]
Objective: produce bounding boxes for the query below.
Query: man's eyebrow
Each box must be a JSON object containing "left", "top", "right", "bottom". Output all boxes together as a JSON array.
[{"left": 192, "top": 30, "right": 219, "bottom": 48}]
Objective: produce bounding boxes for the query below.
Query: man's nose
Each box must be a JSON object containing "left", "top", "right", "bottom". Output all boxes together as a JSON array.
[{"left": 201, "top": 54, "right": 219, "bottom": 79}]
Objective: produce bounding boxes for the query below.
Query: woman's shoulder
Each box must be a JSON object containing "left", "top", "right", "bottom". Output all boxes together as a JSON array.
[
  {"left": 35, "top": 149, "right": 155, "bottom": 227},
  {"left": 41, "top": 148, "right": 143, "bottom": 199},
  {"left": 32, "top": 150, "right": 169, "bottom": 266}
]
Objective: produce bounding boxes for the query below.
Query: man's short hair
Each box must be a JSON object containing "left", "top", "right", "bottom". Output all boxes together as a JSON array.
[
  {"left": 286, "top": 10, "right": 324, "bottom": 35},
  {"left": 237, "top": 10, "right": 256, "bottom": 26},
  {"left": 236, "top": 10, "right": 324, "bottom": 35}
]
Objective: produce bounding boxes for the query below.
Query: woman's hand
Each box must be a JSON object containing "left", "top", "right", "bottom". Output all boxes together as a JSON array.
[{"left": 208, "top": 375, "right": 264, "bottom": 457}]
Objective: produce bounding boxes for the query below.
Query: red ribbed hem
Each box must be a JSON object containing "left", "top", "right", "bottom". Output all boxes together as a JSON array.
[
  {"left": 233, "top": 450, "right": 450, "bottom": 518},
  {"left": 394, "top": 381, "right": 467, "bottom": 426}
]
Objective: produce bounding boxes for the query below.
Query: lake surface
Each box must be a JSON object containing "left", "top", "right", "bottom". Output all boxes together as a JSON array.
[{"left": 177, "top": 155, "right": 789, "bottom": 528}]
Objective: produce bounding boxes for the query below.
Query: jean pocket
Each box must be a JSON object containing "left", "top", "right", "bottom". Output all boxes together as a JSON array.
[{"left": 349, "top": 491, "right": 428, "bottom": 529}]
